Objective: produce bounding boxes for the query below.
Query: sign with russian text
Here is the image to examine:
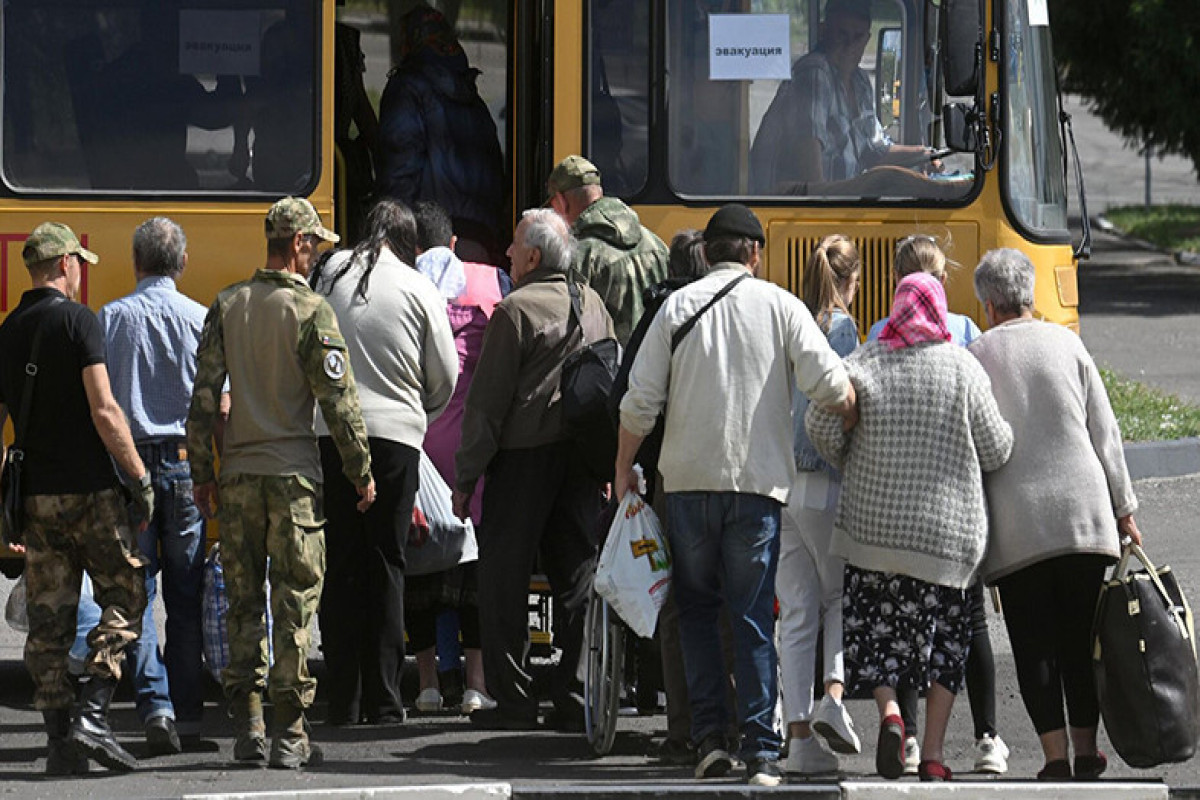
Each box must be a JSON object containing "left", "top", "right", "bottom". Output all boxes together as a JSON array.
[
  {"left": 709, "top": 14, "right": 791, "bottom": 81},
  {"left": 179, "top": 10, "right": 261, "bottom": 76}
]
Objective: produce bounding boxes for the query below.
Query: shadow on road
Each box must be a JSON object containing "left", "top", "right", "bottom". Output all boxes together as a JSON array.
[{"left": 1081, "top": 259, "right": 1200, "bottom": 317}]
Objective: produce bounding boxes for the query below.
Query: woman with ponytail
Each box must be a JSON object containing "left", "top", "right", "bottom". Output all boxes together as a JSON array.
[{"left": 780, "top": 234, "right": 862, "bottom": 776}]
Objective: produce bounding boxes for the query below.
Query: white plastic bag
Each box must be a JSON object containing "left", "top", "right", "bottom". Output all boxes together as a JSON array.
[
  {"left": 5, "top": 572, "right": 28, "bottom": 632},
  {"left": 593, "top": 491, "right": 671, "bottom": 638},
  {"left": 406, "top": 449, "right": 478, "bottom": 576}
]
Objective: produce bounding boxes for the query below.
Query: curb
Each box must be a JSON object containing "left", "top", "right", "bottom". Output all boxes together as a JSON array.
[
  {"left": 182, "top": 782, "right": 1183, "bottom": 800},
  {"left": 1124, "top": 439, "right": 1200, "bottom": 481},
  {"left": 184, "top": 785, "right": 512, "bottom": 800}
]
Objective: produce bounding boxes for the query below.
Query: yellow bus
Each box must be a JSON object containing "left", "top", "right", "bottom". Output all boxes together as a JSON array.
[
  {"left": 0, "top": 0, "right": 1083, "bottom": 566},
  {"left": 0, "top": 0, "right": 1082, "bottom": 327}
]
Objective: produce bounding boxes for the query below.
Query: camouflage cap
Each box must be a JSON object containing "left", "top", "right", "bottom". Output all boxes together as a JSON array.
[
  {"left": 264, "top": 197, "right": 340, "bottom": 243},
  {"left": 22, "top": 222, "right": 99, "bottom": 268},
  {"left": 546, "top": 155, "right": 602, "bottom": 197}
]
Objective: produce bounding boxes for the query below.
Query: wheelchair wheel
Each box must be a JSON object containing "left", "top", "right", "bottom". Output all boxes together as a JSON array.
[{"left": 583, "top": 591, "right": 624, "bottom": 756}]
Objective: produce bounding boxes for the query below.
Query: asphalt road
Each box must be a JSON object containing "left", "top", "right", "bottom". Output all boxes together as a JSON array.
[{"left": 0, "top": 473, "right": 1197, "bottom": 797}]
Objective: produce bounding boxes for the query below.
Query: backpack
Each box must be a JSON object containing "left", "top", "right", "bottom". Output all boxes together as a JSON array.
[{"left": 560, "top": 282, "right": 620, "bottom": 483}]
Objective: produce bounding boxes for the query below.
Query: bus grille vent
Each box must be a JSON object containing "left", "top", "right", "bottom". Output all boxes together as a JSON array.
[{"left": 785, "top": 235, "right": 899, "bottom": 337}]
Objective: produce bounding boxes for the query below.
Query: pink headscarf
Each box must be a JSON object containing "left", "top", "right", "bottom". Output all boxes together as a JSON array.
[{"left": 877, "top": 272, "right": 952, "bottom": 350}]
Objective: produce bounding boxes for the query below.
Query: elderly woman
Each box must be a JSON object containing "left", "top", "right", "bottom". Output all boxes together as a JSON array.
[
  {"left": 806, "top": 272, "right": 1013, "bottom": 782},
  {"left": 968, "top": 249, "right": 1142, "bottom": 781}
]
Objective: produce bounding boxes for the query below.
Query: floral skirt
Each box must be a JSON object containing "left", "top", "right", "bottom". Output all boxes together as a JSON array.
[{"left": 842, "top": 564, "right": 970, "bottom": 695}]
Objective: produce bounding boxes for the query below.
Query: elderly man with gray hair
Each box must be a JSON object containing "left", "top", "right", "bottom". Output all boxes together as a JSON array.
[
  {"left": 454, "top": 208, "right": 615, "bottom": 731},
  {"left": 969, "top": 248, "right": 1141, "bottom": 781}
]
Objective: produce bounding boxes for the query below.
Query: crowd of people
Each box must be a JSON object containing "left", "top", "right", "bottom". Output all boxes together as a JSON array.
[{"left": 0, "top": 149, "right": 1140, "bottom": 786}]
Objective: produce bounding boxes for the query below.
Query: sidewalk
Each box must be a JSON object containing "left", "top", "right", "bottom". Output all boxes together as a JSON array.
[{"left": 1079, "top": 226, "right": 1200, "bottom": 480}]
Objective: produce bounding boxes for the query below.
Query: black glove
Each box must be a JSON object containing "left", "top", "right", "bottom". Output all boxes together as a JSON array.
[{"left": 130, "top": 473, "right": 155, "bottom": 526}]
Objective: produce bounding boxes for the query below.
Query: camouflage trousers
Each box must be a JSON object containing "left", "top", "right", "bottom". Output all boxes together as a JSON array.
[
  {"left": 24, "top": 488, "right": 147, "bottom": 710},
  {"left": 218, "top": 473, "right": 325, "bottom": 709}
]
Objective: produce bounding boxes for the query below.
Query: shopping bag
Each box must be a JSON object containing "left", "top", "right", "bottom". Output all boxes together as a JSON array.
[
  {"left": 202, "top": 544, "right": 273, "bottom": 682},
  {"left": 405, "top": 449, "right": 478, "bottom": 576},
  {"left": 5, "top": 572, "right": 28, "bottom": 632},
  {"left": 1093, "top": 543, "right": 1200, "bottom": 767},
  {"left": 593, "top": 491, "right": 671, "bottom": 638}
]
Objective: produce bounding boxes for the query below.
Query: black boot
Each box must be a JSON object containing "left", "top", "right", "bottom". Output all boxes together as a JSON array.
[
  {"left": 42, "top": 709, "right": 88, "bottom": 776},
  {"left": 69, "top": 676, "right": 137, "bottom": 772}
]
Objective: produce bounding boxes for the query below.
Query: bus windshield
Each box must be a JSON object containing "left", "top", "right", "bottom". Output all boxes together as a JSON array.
[
  {"left": 2, "top": 0, "right": 318, "bottom": 195},
  {"left": 1002, "top": 0, "right": 1068, "bottom": 235},
  {"left": 644, "top": 0, "right": 976, "bottom": 203}
]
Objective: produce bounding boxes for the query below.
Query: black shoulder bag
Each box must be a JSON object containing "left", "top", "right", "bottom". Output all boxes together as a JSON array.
[
  {"left": 560, "top": 281, "right": 621, "bottom": 483},
  {"left": 1, "top": 313, "right": 54, "bottom": 547}
]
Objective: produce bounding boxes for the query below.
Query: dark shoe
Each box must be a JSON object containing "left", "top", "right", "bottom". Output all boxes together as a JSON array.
[
  {"left": 651, "top": 737, "right": 696, "bottom": 766},
  {"left": 694, "top": 733, "right": 733, "bottom": 779},
  {"left": 918, "top": 759, "right": 953, "bottom": 782},
  {"left": 43, "top": 709, "right": 88, "bottom": 777},
  {"left": 469, "top": 706, "right": 540, "bottom": 731},
  {"left": 1037, "top": 759, "right": 1072, "bottom": 781},
  {"left": 69, "top": 677, "right": 137, "bottom": 772},
  {"left": 145, "top": 716, "right": 182, "bottom": 756},
  {"left": 438, "top": 668, "right": 466, "bottom": 710},
  {"left": 875, "top": 714, "right": 905, "bottom": 780},
  {"left": 1074, "top": 751, "right": 1108, "bottom": 781},
  {"left": 268, "top": 704, "right": 321, "bottom": 770},
  {"left": 230, "top": 692, "right": 267, "bottom": 763},
  {"left": 747, "top": 758, "right": 784, "bottom": 786},
  {"left": 365, "top": 711, "right": 406, "bottom": 726}
]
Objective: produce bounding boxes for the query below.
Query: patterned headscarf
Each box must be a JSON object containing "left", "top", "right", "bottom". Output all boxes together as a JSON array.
[{"left": 877, "top": 272, "right": 952, "bottom": 349}]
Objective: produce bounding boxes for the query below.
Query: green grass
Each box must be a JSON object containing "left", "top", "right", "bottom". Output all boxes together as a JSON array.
[
  {"left": 1100, "top": 367, "right": 1200, "bottom": 441},
  {"left": 1105, "top": 204, "right": 1200, "bottom": 253}
]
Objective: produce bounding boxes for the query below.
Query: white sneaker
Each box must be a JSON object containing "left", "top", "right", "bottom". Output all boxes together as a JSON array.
[
  {"left": 784, "top": 735, "right": 838, "bottom": 776},
  {"left": 460, "top": 688, "right": 497, "bottom": 714},
  {"left": 903, "top": 736, "right": 920, "bottom": 775},
  {"left": 974, "top": 733, "right": 1010, "bottom": 774},
  {"left": 811, "top": 695, "right": 862, "bottom": 754},
  {"left": 415, "top": 687, "right": 443, "bottom": 713}
]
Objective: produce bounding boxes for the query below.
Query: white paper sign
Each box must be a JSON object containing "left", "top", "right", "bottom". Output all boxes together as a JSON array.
[
  {"left": 709, "top": 14, "right": 791, "bottom": 81},
  {"left": 179, "top": 10, "right": 262, "bottom": 76},
  {"left": 1028, "top": 0, "right": 1049, "bottom": 27}
]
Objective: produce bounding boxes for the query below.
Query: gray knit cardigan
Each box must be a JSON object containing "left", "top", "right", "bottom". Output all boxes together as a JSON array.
[{"left": 806, "top": 340, "right": 1013, "bottom": 589}]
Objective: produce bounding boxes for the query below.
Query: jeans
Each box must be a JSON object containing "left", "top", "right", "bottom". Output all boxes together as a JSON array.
[
  {"left": 72, "top": 440, "right": 207, "bottom": 732},
  {"left": 666, "top": 491, "right": 782, "bottom": 763}
]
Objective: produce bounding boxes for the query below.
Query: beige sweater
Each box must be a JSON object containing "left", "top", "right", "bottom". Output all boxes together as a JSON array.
[
  {"left": 969, "top": 318, "right": 1137, "bottom": 584},
  {"left": 620, "top": 265, "right": 851, "bottom": 504}
]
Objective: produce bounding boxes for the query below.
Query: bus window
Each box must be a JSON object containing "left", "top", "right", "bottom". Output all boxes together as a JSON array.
[
  {"left": 1003, "top": 2, "right": 1067, "bottom": 235},
  {"left": 667, "top": 0, "right": 974, "bottom": 202},
  {"left": 587, "top": 0, "right": 651, "bottom": 198},
  {"left": 1, "top": 0, "right": 319, "bottom": 195}
]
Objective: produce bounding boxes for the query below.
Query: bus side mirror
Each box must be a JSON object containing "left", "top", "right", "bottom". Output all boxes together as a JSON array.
[
  {"left": 875, "top": 28, "right": 902, "bottom": 129},
  {"left": 943, "top": 0, "right": 983, "bottom": 96},
  {"left": 944, "top": 102, "right": 977, "bottom": 152}
]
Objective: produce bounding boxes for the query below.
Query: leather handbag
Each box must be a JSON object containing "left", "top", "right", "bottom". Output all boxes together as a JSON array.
[{"left": 1093, "top": 542, "right": 1200, "bottom": 767}]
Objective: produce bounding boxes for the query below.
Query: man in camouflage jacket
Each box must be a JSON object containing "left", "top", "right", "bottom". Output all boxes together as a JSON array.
[
  {"left": 186, "top": 197, "right": 375, "bottom": 770},
  {"left": 546, "top": 155, "right": 668, "bottom": 346}
]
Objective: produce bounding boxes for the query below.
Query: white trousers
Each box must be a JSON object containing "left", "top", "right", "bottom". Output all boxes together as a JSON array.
[{"left": 777, "top": 469, "right": 845, "bottom": 726}]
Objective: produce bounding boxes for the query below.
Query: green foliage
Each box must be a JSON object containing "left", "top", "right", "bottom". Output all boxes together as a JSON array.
[
  {"left": 1100, "top": 367, "right": 1200, "bottom": 442},
  {"left": 1105, "top": 205, "right": 1200, "bottom": 253},
  {"left": 1048, "top": 0, "right": 1200, "bottom": 175}
]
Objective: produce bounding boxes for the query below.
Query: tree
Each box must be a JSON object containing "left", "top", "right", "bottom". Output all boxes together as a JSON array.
[{"left": 1049, "top": 0, "right": 1200, "bottom": 176}]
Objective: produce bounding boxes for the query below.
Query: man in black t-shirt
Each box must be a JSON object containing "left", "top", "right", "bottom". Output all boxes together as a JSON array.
[{"left": 0, "top": 222, "right": 155, "bottom": 775}]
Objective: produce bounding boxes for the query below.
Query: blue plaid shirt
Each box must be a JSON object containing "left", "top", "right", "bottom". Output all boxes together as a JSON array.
[{"left": 99, "top": 275, "right": 208, "bottom": 442}]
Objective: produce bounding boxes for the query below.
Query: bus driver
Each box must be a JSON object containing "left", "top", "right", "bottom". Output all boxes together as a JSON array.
[{"left": 750, "top": 0, "right": 935, "bottom": 193}]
